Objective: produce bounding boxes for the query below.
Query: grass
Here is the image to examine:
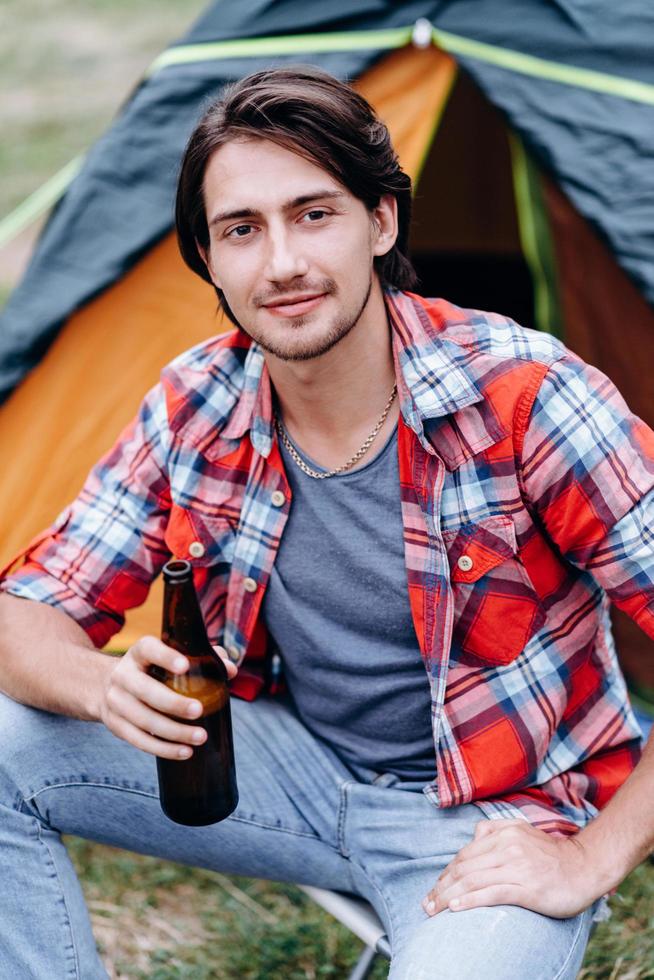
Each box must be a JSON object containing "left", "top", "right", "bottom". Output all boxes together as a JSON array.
[
  {"left": 0, "top": 0, "right": 207, "bottom": 297},
  {"left": 0, "top": 0, "right": 204, "bottom": 217},
  {"left": 67, "top": 837, "right": 388, "bottom": 979},
  {"left": 66, "top": 836, "right": 654, "bottom": 979}
]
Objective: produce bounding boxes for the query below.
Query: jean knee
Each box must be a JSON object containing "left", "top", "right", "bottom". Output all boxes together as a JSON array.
[
  {"left": 0, "top": 692, "right": 65, "bottom": 803},
  {"left": 389, "top": 904, "right": 593, "bottom": 980}
]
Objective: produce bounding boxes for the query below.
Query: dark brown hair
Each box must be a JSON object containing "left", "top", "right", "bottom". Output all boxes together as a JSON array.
[{"left": 175, "top": 65, "right": 417, "bottom": 322}]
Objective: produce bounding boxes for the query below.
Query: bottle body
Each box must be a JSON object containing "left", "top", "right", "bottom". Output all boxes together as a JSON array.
[
  {"left": 155, "top": 653, "right": 238, "bottom": 825},
  {"left": 153, "top": 560, "right": 238, "bottom": 826}
]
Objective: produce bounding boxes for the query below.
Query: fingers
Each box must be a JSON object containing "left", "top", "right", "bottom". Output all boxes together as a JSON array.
[
  {"left": 130, "top": 636, "right": 238, "bottom": 680},
  {"left": 101, "top": 635, "right": 238, "bottom": 756},
  {"left": 109, "top": 687, "right": 207, "bottom": 752},
  {"left": 101, "top": 636, "right": 202, "bottom": 754},
  {"left": 130, "top": 635, "right": 191, "bottom": 675},
  {"left": 128, "top": 667, "right": 204, "bottom": 720},
  {"left": 423, "top": 867, "right": 523, "bottom": 916},
  {"left": 438, "top": 851, "right": 509, "bottom": 891},
  {"left": 422, "top": 820, "right": 537, "bottom": 916},
  {"left": 440, "top": 883, "right": 526, "bottom": 914},
  {"left": 425, "top": 857, "right": 525, "bottom": 915},
  {"left": 474, "top": 818, "right": 525, "bottom": 838},
  {"left": 212, "top": 645, "right": 238, "bottom": 680},
  {"left": 107, "top": 712, "right": 200, "bottom": 761},
  {"left": 452, "top": 820, "right": 532, "bottom": 865}
]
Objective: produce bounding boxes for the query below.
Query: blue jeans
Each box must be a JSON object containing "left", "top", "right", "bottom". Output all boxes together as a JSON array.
[{"left": 0, "top": 690, "right": 601, "bottom": 979}]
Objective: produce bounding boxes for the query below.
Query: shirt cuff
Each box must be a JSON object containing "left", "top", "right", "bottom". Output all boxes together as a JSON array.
[{"left": 0, "top": 561, "right": 124, "bottom": 648}]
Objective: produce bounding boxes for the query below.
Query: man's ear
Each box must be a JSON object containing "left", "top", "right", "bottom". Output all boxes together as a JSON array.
[{"left": 371, "top": 194, "right": 398, "bottom": 258}]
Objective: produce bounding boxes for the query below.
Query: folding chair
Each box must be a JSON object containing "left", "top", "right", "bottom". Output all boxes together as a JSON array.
[{"left": 299, "top": 885, "right": 391, "bottom": 979}]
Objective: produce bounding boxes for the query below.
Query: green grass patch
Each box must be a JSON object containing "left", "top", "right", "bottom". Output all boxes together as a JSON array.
[
  {"left": 0, "top": 0, "right": 206, "bottom": 223},
  {"left": 67, "top": 838, "right": 388, "bottom": 979}
]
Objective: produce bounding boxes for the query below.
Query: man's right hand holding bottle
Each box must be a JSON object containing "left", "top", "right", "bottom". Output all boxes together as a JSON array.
[{"left": 99, "top": 636, "right": 237, "bottom": 760}]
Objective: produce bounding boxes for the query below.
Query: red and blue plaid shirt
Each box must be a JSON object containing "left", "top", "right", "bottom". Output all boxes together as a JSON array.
[{"left": 3, "top": 290, "right": 654, "bottom": 834}]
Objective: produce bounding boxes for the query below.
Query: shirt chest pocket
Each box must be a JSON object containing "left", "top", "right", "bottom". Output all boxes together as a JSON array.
[
  {"left": 164, "top": 504, "right": 236, "bottom": 571},
  {"left": 443, "top": 516, "right": 545, "bottom": 667}
]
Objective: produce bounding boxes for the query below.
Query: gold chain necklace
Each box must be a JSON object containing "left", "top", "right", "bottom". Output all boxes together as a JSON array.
[{"left": 274, "top": 383, "right": 398, "bottom": 480}]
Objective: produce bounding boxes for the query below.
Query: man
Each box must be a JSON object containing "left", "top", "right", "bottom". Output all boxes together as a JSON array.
[{"left": 0, "top": 66, "right": 653, "bottom": 979}]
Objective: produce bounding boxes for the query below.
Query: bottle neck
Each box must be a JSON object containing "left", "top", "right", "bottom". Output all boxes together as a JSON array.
[{"left": 161, "top": 575, "right": 213, "bottom": 658}]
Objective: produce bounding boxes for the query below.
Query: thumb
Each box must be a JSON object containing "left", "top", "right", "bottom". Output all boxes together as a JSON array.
[{"left": 213, "top": 645, "right": 238, "bottom": 680}]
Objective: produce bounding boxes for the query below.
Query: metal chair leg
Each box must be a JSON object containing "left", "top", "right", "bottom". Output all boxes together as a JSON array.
[{"left": 348, "top": 943, "right": 381, "bottom": 980}]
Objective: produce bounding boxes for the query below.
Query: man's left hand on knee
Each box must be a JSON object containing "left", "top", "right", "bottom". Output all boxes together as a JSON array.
[{"left": 422, "top": 818, "right": 600, "bottom": 919}]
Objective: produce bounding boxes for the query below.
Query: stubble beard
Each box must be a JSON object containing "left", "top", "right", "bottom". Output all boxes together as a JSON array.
[{"left": 242, "top": 276, "right": 373, "bottom": 363}]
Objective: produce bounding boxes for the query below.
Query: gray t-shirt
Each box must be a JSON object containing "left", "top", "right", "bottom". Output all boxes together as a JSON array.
[{"left": 262, "top": 423, "right": 436, "bottom": 784}]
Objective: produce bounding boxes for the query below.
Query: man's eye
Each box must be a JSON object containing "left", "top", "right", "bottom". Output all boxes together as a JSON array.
[
  {"left": 303, "top": 210, "right": 327, "bottom": 222},
  {"left": 227, "top": 224, "right": 253, "bottom": 238}
]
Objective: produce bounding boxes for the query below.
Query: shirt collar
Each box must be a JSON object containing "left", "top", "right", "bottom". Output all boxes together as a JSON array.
[
  {"left": 386, "top": 290, "right": 483, "bottom": 445},
  {"left": 220, "top": 289, "right": 484, "bottom": 458}
]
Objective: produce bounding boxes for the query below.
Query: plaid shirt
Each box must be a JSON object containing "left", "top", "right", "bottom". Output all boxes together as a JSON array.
[{"left": 3, "top": 290, "right": 654, "bottom": 834}]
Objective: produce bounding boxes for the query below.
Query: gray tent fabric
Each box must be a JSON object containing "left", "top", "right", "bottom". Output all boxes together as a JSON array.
[{"left": 2, "top": 0, "right": 653, "bottom": 402}]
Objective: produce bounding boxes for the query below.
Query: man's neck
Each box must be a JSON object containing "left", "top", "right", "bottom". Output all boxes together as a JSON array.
[{"left": 265, "top": 283, "right": 398, "bottom": 470}]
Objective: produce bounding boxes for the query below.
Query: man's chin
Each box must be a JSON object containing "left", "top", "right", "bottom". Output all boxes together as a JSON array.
[
  {"left": 242, "top": 314, "right": 354, "bottom": 363},
  {"left": 235, "top": 280, "right": 372, "bottom": 363},
  {"left": 258, "top": 330, "right": 347, "bottom": 363}
]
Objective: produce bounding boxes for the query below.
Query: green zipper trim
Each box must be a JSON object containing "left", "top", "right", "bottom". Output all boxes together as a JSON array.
[
  {"left": 431, "top": 27, "right": 654, "bottom": 106},
  {"left": 148, "top": 24, "right": 654, "bottom": 107},
  {"left": 0, "top": 155, "right": 85, "bottom": 251},
  {"left": 509, "top": 133, "right": 563, "bottom": 337},
  {"left": 146, "top": 26, "right": 412, "bottom": 76}
]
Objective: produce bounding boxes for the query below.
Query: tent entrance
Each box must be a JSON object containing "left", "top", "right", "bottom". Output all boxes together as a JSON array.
[{"left": 409, "top": 71, "right": 534, "bottom": 328}]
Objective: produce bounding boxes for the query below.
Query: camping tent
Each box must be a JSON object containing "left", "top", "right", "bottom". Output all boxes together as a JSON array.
[{"left": 1, "top": 0, "right": 653, "bottom": 692}]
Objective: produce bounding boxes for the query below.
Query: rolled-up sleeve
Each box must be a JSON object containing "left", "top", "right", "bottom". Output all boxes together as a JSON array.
[
  {"left": 519, "top": 353, "right": 654, "bottom": 640},
  {"left": 0, "top": 381, "right": 172, "bottom": 648}
]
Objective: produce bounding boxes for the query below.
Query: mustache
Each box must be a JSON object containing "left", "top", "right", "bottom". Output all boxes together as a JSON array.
[{"left": 253, "top": 278, "right": 337, "bottom": 307}]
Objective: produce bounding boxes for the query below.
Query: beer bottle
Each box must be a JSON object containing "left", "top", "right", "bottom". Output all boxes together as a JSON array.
[{"left": 150, "top": 558, "right": 238, "bottom": 825}]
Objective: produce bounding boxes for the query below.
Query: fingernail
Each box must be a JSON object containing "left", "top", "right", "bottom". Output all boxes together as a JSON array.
[
  {"left": 192, "top": 729, "right": 205, "bottom": 743},
  {"left": 178, "top": 747, "right": 192, "bottom": 759},
  {"left": 424, "top": 900, "right": 436, "bottom": 915},
  {"left": 187, "top": 701, "right": 202, "bottom": 717},
  {"left": 450, "top": 898, "right": 460, "bottom": 910},
  {"left": 174, "top": 658, "right": 187, "bottom": 671}
]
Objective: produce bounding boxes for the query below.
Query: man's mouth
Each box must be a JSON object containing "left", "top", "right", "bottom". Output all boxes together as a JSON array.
[{"left": 262, "top": 293, "right": 327, "bottom": 317}]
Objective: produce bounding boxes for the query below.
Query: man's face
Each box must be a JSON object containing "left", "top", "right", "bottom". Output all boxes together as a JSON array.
[{"left": 201, "top": 137, "right": 395, "bottom": 362}]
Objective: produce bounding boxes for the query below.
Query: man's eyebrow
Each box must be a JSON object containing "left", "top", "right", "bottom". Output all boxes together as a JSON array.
[{"left": 208, "top": 189, "right": 345, "bottom": 227}]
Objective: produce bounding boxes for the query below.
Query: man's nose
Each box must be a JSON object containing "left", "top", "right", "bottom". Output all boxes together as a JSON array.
[{"left": 264, "top": 227, "right": 309, "bottom": 282}]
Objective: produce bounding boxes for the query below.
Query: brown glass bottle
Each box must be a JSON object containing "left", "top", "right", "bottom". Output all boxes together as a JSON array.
[{"left": 150, "top": 559, "right": 238, "bottom": 826}]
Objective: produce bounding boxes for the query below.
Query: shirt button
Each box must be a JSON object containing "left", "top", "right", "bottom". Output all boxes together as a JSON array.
[
  {"left": 243, "top": 576, "right": 258, "bottom": 593},
  {"left": 189, "top": 541, "right": 205, "bottom": 558},
  {"left": 271, "top": 490, "right": 286, "bottom": 507},
  {"left": 457, "top": 555, "right": 474, "bottom": 572}
]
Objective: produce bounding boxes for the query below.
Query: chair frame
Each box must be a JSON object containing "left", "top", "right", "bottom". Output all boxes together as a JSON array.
[{"left": 299, "top": 885, "right": 391, "bottom": 979}]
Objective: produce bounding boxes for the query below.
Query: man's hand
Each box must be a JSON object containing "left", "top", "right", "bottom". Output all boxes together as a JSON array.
[
  {"left": 99, "top": 636, "right": 237, "bottom": 759},
  {"left": 422, "top": 818, "right": 601, "bottom": 919}
]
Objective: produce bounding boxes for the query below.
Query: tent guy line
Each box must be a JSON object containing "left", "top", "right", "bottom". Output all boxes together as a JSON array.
[{"left": 0, "top": 156, "right": 85, "bottom": 252}]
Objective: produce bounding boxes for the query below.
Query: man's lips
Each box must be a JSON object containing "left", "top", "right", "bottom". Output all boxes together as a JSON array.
[{"left": 262, "top": 293, "right": 327, "bottom": 317}]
